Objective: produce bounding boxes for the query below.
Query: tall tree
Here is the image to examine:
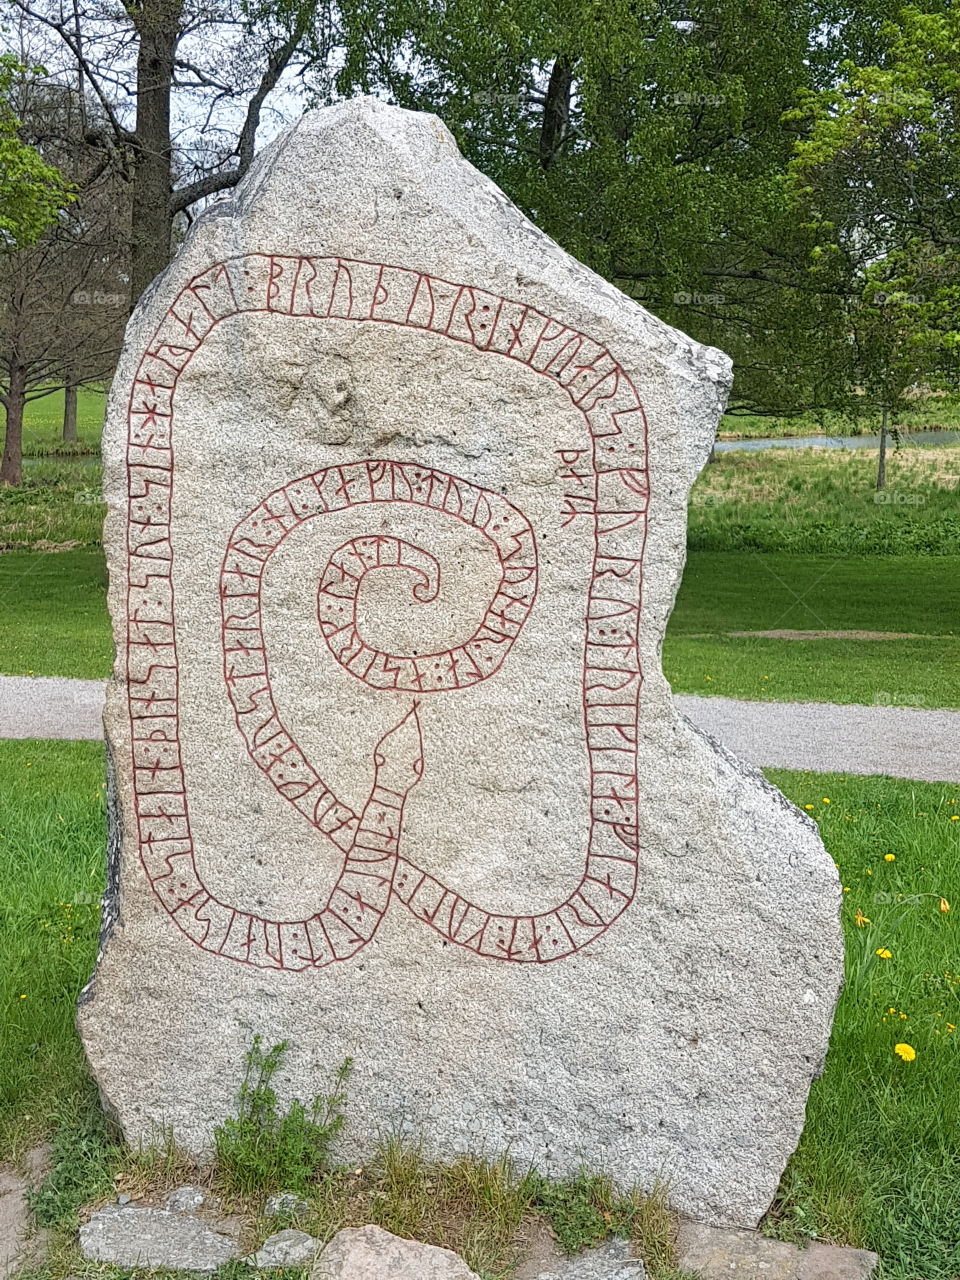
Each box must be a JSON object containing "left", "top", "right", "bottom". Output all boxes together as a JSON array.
[
  {"left": 786, "top": 6, "right": 960, "bottom": 479},
  {"left": 10, "top": 0, "right": 331, "bottom": 300},
  {"left": 0, "top": 76, "right": 126, "bottom": 485},
  {"left": 328, "top": 0, "right": 940, "bottom": 416}
]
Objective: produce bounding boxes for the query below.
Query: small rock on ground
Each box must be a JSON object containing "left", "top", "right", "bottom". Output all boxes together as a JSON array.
[
  {"left": 312, "top": 1225, "right": 480, "bottom": 1279},
  {"left": 165, "top": 1186, "right": 206, "bottom": 1212},
  {"left": 533, "top": 1237, "right": 647, "bottom": 1279},
  {"left": 79, "top": 1206, "right": 239, "bottom": 1271},
  {"left": 678, "top": 1223, "right": 879, "bottom": 1279},
  {"left": 265, "top": 1191, "right": 311, "bottom": 1218},
  {"left": 247, "top": 1228, "right": 321, "bottom": 1267}
]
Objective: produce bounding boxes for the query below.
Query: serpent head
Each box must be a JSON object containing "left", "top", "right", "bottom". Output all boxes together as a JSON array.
[{"left": 373, "top": 704, "right": 425, "bottom": 797}]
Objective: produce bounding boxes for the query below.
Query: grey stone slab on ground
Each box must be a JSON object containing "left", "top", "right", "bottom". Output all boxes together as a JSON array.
[
  {"left": 678, "top": 1222, "right": 879, "bottom": 1279},
  {"left": 534, "top": 1237, "right": 647, "bottom": 1279},
  {"left": 679, "top": 695, "right": 960, "bottom": 783},
  {"left": 246, "top": 1228, "right": 321, "bottom": 1266},
  {"left": 0, "top": 1171, "right": 30, "bottom": 1280},
  {"left": 313, "top": 1226, "right": 480, "bottom": 1279},
  {"left": 78, "top": 1205, "right": 239, "bottom": 1270},
  {"left": 0, "top": 675, "right": 104, "bottom": 740},
  {"left": 78, "top": 96, "right": 842, "bottom": 1229}
]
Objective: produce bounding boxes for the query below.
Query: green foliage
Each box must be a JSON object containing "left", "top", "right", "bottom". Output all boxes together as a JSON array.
[
  {"left": 527, "top": 1172, "right": 684, "bottom": 1277},
  {"left": 787, "top": 8, "right": 960, "bottom": 424},
  {"left": 214, "top": 1037, "right": 351, "bottom": 1194},
  {"left": 327, "top": 0, "right": 916, "bottom": 416},
  {"left": 28, "top": 1091, "right": 120, "bottom": 1228},
  {"left": 0, "top": 57, "right": 73, "bottom": 248}
]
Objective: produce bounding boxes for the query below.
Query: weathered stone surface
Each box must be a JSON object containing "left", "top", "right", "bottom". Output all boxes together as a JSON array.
[
  {"left": 533, "top": 1237, "right": 647, "bottom": 1278},
  {"left": 0, "top": 1171, "right": 30, "bottom": 1280},
  {"left": 678, "top": 1223, "right": 879, "bottom": 1279},
  {"left": 78, "top": 1206, "right": 239, "bottom": 1270},
  {"left": 165, "top": 1184, "right": 206, "bottom": 1211},
  {"left": 1, "top": 1156, "right": 52, "bottom": 1279},
  {"left": 313, "top": 1226, "right": 479, "bottom": 1279},
  {"left": 246, "top": 1228, "right": 321, "bottom": 1266},
  {"left": 78, "top": 96, "right": 843, "bottom": 1228},
  {"left": 265, "top": 1191, "right": 311, "bottom": 1218}
]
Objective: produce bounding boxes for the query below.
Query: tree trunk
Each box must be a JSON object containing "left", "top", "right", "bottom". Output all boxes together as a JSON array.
[
  {"left": 876, "top": 405, "right": 888, "bottom": 490},
  {"left": 63, "top": 380, "right": 78, "bottom": 442},
  {"left": 0, "top": 365, "right": 27, "bottom": 487},
  {"left": 539, "top": 55, "right": 573, "bottom": 170},
  {"left": 129, "top": 0, "right": 184, "bottom": 304}
]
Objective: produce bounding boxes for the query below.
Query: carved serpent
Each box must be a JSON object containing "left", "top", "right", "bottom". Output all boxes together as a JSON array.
[{"left": 125, "top": 254, "right": 649, "bottom": 968}]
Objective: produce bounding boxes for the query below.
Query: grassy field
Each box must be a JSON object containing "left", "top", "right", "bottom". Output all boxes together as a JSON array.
[
  {"left": 2, "top": 741, "right": 957, "bottom": 1279},
  {"left": 0, "top": 550, "right": 109, "bottom": 680},
  {"left": 20, "top": 388, "right": 106, "bottom": 457},
  {"left": 664, "top": 551, "right": 960, "bottom": 706},
  {"left": 689, "top": 444, "right": 960, "bottom": 555},
  {"left": 1, "top": 436, "right": 958, "bottom": 706}
]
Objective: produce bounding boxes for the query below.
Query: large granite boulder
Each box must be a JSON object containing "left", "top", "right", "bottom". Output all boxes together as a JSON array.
[{"left": 78, "top": 97, "right": 843, "bottom": 1227}]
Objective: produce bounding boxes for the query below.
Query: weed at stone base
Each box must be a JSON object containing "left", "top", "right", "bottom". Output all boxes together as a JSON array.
[{"left": 214, "top": 1037, "right": 351, "bottom": 1196}]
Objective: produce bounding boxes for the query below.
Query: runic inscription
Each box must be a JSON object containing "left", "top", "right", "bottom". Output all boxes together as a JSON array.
[{"left": 125, "top": 255, "right": 650, "bottom": 970}]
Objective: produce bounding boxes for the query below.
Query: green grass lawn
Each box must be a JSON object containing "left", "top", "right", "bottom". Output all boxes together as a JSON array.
[
  {"left": 767, "top": 772, "right": 960, "bottom": 1280},
  {"left": 663, "top": 551, "right": 960, "bottom": 706},
  {"left": 0, "top": 550, "right": 110, "bottom": 679},
  {"left": 1, "top": 442, "right": 959, "bottom": 705},
  {"left": 21, "top": 388, "right": 106, "bottom": 457},
  {"left": 0, "top": 740, "right": 106, "bottom": 1158},
  {"left": 2, "top": 742, "right": 957, "bottom": 1278}
]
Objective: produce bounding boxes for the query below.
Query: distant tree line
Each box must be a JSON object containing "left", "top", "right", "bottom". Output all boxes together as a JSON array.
[{"left": 1, "top": 0, "right": 957, "bottom": 486}]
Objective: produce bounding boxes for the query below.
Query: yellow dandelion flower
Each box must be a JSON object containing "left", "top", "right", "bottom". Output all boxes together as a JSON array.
[
  {"left": 805, "top": 804, "right": 815, "bottom": 811},
  {"left": 18, "top": 994, "right": 26, "bottom": 1000},
  {"left": 823, "top": 798, "right": 831, "bottom": 804},
  {"left": 875, "top": 948, "right": 892, "bottom": 959},
  {"left": 889, "top": 1007, "right": 897, "bottom": 1014},
  {"left": 843, "top": 886, "right": 851, "bottom": 893},
  {"left": 884, "top": 853, "right": 896, "bottom": 862},
  {"left": 899, "top": 1012, "right": 908, "bottom": 1020},
  {"left": 951, "top": 816, "right": 959, "bottom": 821},
  {"left": 854, "top": 909, "right": 871, "bottom": 927},
  {"left": 894, "top": 1043, "right": 916, "bottom": 1062},
  {"left": 947, "top": 1024, "right": 957, "bottom": 1033},
  {"left": 940, "top": 898, "right": 951, "bottom": 913}
]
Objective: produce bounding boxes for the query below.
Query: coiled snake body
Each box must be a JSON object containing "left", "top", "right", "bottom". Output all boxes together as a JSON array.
[{"left": 125, "top": 255, "right": 649, "bottom": 969}]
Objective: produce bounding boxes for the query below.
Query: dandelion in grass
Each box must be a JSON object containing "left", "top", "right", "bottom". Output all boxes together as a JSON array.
[
  {"left": 884, "top": 853, "right": 896, "bottom": 862},
  {"left": 951, "top": 816, "right": 959, "bottom": 822},
  {"left": 940, "top": 898, "right": 951, "bottom": 913},
  {"left": 876, "top": 948, "right": 892, "bottom": 959},
  {"left": 894, "top": 1043, "right": 916, "bottom": 1062},
  {"left": 805, "top": 804, "right": 815, "bottom": 811},
  {"left": 823, "top": 798, "right": 831, "bottom": 804},
  {"left": 843, "top": 886, "right": 851, "bottom": 893},
  {"left": 854, "top": 909, "right": 871, "bottom": 927}
]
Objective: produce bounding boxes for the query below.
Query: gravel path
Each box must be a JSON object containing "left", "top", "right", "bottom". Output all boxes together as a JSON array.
[{"left": 1, "top": 676, "right": 958, "bottom": 783}]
